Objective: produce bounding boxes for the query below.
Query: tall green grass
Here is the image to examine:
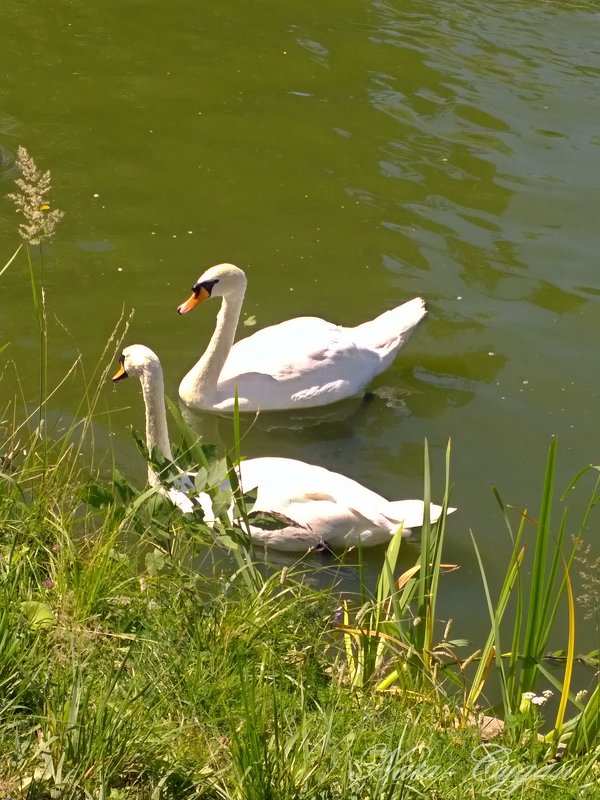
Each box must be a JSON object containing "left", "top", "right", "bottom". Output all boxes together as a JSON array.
[
  {"left": 2, "top": 339, "right": 598, "bottom": 798},
  {"left": 332, "top": 443, "right": 599, "bottom": 769},
  {"left": 337, "top": 439, "right": 460, "bottom": 694},
  {"left": 465, "top": 440, "right": 599, "bottom": 754}
]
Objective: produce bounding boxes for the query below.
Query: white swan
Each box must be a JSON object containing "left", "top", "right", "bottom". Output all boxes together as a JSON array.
[
  {"left": 177, "top": 263, "right": 426, "bottom": 412},
  {"left": 113, "top": 345, "right": 454, "bottom": 552}
]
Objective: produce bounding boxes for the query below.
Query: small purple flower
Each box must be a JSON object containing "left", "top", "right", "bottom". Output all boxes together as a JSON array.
[
  {"left": 332, "top": 607, "right": 343, "bottom": 628},
  {"left": 43, "top": 579, "right": 54, "bottom": 589}
]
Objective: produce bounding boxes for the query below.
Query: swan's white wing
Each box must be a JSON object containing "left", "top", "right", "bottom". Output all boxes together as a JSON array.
[
  {"left": 220, "top": 317, "right": 379, "bottom": 381},
  {"left": 214, "top": 300, "right": 425, "bottom": 411},
  {"left": 222, "top": 298, "right": 426, "bottom": 384},
  {"left": 214, "top": 318, "right": 382, "bottom": 409},
  {"left": 238, "top": 457, "right": 410, "bottom": 548},
  {"left": 159, "top": 458, "right": 454, "bottom": 551},
  {"left": 157, "top": 457, "right": 454, "bottom": 552}
]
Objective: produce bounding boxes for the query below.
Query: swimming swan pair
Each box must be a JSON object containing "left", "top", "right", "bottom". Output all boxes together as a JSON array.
[{"left": 113, "top": 263, "right": 452, "bottom": 550}]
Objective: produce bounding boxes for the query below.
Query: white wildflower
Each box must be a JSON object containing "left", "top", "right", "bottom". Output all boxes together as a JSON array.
[{"left": 519, "top": 692, "right": 536, "bottom": 713}]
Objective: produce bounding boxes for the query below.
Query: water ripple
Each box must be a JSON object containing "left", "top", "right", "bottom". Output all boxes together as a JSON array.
[{"left": 0, "top": 113, "right": 21, "bottom": 181}]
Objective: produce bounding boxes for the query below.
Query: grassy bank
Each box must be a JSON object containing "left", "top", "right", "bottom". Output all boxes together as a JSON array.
[{"left": 1, "top": 376, "right": 598, "bottom": 798}]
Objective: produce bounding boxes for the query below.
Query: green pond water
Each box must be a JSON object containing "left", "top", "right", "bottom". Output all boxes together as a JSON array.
[{"left": 1, "top": 1, "right": 599, "bottom": 652}]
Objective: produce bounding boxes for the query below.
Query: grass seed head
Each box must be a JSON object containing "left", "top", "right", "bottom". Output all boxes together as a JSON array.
[{"left": 8, "top": 145, "right": 64, "bottom": 245}]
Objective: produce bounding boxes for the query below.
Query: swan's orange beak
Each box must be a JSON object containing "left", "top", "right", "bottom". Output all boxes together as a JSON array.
[
  {"left": 177, "top": 285, "right": 211, "bottom": 314},
  {"left": 112, "top": 360, "right": 128, "bottom": 382}
]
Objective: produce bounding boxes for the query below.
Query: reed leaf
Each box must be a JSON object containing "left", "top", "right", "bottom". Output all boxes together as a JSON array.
[
  {"left": 415, "top": 439, "right": 432, "bottom": 659},
  {"left": 0, "top": 243, "right": 23, "bottom": 278},
  {"left": 425, "top": 439, "right": 452, "bottom": 656},
  {"left": 521, "top": 438, "right": 556, "bottom": 691},
  {"left": 566, "top": 683, "right": 600, "bottom": 756},
  {"left": 467, "top": 534, "right": 525, "bottom": 712},
  {"left": 549, "top": 554, "right": 576, "bottom": 749},
  {"left": 507, "top": 514, "right": 527, "bottom": 706}
]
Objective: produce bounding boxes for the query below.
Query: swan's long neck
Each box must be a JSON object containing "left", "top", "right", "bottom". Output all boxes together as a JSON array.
[
  {"left": 139, "top": 363, "right": 174, "bottom": 484},
  {"left": 180, "top": 288, "right": 245, "bottom": 404}
]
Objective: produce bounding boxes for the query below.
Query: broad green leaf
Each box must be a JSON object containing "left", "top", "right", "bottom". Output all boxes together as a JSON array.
[
  {"left": 145, "top": 548, "right": 165, "bottom": 576},
  {"left": 20, "top": 601, "right": 54, "bottom": 630}
]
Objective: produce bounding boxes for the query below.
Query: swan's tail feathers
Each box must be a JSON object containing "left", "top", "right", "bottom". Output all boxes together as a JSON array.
[
  {"left": 353, "top": 297, "right": 426, "bottom": 367},
  {"left": 385, "top": 500, "right": 456, "bottom": 534}
]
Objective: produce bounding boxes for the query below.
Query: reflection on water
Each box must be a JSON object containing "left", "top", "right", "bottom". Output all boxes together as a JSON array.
[
  {"left": 0, "top": 145, "right": 16, "bottom": 180},
  {"left": 201, "top": 529, "right": 426, "bottom": 603},
  {"left": 179, "top": 394, "right": 375, "bottom": 447}
]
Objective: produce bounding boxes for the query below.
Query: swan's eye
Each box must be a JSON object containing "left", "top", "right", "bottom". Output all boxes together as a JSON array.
[{"left": 194, "top": 278, "right": 219, "bottom": 297}]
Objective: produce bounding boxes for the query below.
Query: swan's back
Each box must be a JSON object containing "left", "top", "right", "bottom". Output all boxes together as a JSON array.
[
  {"left": 239, "top": 456, "right": 407, "bottom": 529},
  {"left": 214, "top": 299, "right": 426, "bottom": 410},
  {"left": 236, "top": 456, "right": 449, "bottom": 550}
]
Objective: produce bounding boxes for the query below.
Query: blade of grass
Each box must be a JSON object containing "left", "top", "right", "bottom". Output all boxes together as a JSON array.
[
  {"left": 466, "top": 538, "right": 525, "bottom": 712},
  {"left": 470, "top": 531, "right": 509, "bottom": 710},
  {"left": 0, "top": 243, "right": 23, "bottom": 278},
  {"left": 566, "top": 683, "right": 599, "bottom": 756},
  {"left": 507, "top": 513, "right": 527, "bottom": 707},
  {"left": 415, "top": 439, "right": 431, "bottom": 659},
  {"left": 521, "top": 438, "right": 556, "bottom": 690},
  {"left": 549, "top": 554, "right": 576, "bottom": 751},
  {"left": 425, "top": 439, "right": 451, "bottom": 657}
]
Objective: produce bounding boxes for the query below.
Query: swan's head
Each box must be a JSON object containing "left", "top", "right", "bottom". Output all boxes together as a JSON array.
[
  {"left": 177, "top": 263, "right": 247, "bottom": 314},
  {"left": 112, "top": 344, "right": 162, "bottom": 382}
]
